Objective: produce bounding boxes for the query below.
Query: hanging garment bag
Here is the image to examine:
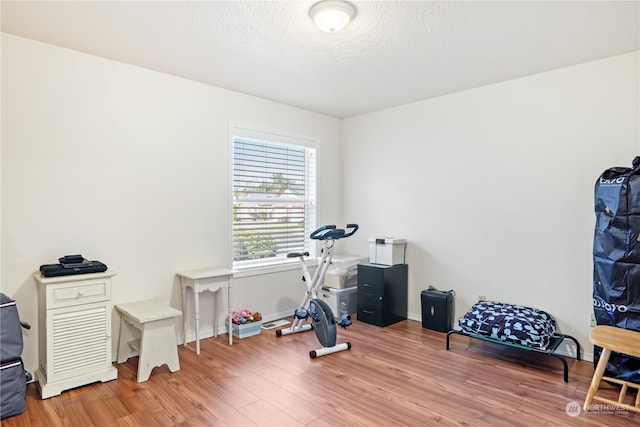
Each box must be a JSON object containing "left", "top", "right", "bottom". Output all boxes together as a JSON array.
[{"left": 593, "top": 156, "right": 640, "bottom": 383}]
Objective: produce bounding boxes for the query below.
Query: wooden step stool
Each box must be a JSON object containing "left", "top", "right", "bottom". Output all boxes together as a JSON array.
[
  {"left": 115, "top": 299, "right": 181, "bottom": 382},
  {"left": 584, "top": 325, "right": 640, "bottom": 414}
]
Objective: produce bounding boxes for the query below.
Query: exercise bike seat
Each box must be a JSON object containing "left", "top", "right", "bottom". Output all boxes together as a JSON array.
[{"left": 287, "top": 251, "right": 310, "bottom": 258}]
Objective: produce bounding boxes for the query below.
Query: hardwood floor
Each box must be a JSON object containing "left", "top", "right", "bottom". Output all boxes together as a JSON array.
[{"left": 4, "top": 319, "right": 638, "bottom": 426}]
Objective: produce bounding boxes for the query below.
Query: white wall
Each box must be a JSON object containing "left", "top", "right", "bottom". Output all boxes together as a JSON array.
[
  {"left": 340, "top": 51, "right": 640, "bottom": 358},
  {"left": 1, "top": 33, "right": 342, "bottom": 374}
]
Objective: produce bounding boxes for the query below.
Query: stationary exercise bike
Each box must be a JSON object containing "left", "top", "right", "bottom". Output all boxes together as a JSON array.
[{"left": 276, "top": 224, "right": 359, "bottom": 358}]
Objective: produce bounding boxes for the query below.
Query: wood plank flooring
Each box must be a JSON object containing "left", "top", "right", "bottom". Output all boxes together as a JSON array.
[{"left": 3, "top": 319, "right": 638, "bottom": 426}]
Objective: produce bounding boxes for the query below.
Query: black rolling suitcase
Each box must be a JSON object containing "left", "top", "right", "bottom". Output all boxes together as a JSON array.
[{"left": 1, "top": 293, "right": 31, "bottom": 420}]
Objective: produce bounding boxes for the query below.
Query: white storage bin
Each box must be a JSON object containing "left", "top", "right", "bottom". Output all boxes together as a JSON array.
[
  {"left": 319, "top": 287, "right": 357, "bottom": 316},
  {"left": 324, "top": 269, "right": 356, "bottom": 288},
  {"left": 320, "top": 254, "right": 368, "bottom": 268},
  {"left": 368, "top": 238, "right": 406, "bottom": 265},
  {"left": 322, "top": 255, "right": 367, "bottom": 289}
]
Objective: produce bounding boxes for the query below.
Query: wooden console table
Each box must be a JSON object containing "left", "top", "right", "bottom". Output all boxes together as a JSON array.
[{"left": 176, "top": 267, "right": 235, "bottom": 354}]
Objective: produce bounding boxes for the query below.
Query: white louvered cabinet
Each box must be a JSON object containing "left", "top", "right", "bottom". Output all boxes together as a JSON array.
[{"left": 34, "top": 270, "right": 118, "bottom": 399}]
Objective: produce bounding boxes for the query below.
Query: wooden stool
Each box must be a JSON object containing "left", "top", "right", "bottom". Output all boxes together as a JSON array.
[
  {"left": 584, "top": 325, "right": 640, "bottom": 413},
  {"left": 115, "top": 299, "right": 181, "bottom": 382}
]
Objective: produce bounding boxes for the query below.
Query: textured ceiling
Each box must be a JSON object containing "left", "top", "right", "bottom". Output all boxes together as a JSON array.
[{"left": 2, "top": 1, "right": 639, "bottom": 118}]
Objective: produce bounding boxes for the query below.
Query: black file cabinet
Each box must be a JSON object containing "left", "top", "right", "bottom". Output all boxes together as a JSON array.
[{"left": 357, "top": 264, "right": 408, "bottom": 327}]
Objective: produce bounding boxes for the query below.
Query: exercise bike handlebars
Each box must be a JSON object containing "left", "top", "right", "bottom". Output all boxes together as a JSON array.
[{"left": 309, "top": 224, "right": 359, "bottom": 241}]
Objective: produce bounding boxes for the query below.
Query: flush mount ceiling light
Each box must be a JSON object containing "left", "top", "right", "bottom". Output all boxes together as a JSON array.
[{"left": 309, "top": 0, "right": 357, "bottom": 33}]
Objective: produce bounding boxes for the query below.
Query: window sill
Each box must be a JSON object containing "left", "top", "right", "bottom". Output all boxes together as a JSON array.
[{"left": 233, "top": 259, "right": 317, "bottom": 278}]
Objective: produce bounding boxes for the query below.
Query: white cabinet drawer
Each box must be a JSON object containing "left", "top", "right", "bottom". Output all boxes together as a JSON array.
[{"left": 46, "top": 279, "right": 110, "bottom": 309}]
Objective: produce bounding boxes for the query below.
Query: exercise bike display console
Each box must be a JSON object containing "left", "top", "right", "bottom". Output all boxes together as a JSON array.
[{"left": 276, "top": 224, "right": 358, "bottom": 358}]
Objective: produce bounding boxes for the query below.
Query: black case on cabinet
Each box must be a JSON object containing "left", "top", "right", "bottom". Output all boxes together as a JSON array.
[
  {"left": 420, "top": 289, "right": 454, "bottom": 332},
  {"left": 357, "top": 264, "right": 408, "bottom": 327}
]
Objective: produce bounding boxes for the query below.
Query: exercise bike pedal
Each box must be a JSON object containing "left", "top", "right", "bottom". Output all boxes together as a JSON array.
[
  {"left": 294, "top": 308, "right": 309, "bottom": 320},
  {"left": 339, "top": 314, "right": 352, "bottom": 329}
]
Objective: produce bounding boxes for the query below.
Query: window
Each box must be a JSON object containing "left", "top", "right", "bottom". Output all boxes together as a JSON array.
[{"left": 231, "top": 124, "right": 317, "bottom": 270}]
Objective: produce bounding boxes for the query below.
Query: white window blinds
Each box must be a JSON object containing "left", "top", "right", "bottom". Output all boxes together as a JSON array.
[{"left": 232, "top": 130, "right": 316, "bottom": 268}]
